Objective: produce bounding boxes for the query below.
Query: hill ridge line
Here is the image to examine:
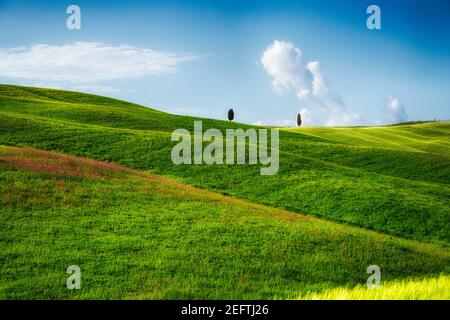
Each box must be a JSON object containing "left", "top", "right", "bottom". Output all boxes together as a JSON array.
[{"left": 2, "top": 108, "right": 446, "bottom": 189}]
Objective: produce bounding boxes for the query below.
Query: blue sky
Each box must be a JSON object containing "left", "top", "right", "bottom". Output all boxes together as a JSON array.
[{"left": 0, "top": 0, "right": 449, "bottom": 125}]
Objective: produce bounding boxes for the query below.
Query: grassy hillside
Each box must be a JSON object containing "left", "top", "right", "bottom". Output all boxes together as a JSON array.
[
  {"left": 0, "top": 84, "right": 449, "bottom": 245},
  {"left": 1, "top": 146, "right": 448, "bottom": 299}
]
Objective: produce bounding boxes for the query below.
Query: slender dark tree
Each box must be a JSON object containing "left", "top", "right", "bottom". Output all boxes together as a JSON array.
[
  {"left": 228, "top": 108, "right": 234, "bottom": 121},
  {"left": 296, "top": 112, "right": 302, "bottom": 127}
]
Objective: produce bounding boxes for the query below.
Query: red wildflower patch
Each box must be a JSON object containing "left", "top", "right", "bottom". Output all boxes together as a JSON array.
[{"left": 0, "top": 147, "right": 132, "bottom": 179}]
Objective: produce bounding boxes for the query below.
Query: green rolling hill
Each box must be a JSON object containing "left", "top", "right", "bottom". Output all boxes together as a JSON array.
[
  {"left": 0, "top": 84, "right": 449, "bottom": 299},
  {"left": 1, "top": 84, "right": 448, "bottom": 244},
  {"left": 0, "top": 146, "right": 448, "bottom": 299}
]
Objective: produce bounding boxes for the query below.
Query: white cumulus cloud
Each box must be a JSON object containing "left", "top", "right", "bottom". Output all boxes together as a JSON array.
[
  {"left": 261, "top": 40, "right": 365, "bottom": 126},
  {"left": 0, "top": 42, "right": 199, "bottom": 83},
  {"left": 385, "top": 95, "right": 408, "bottom": 124},
  {"left": 260, "top": 40, "right": 318, "bottom": 99},
  {"left": 306, "top": 61, "right": 327, "bottom": 97}
]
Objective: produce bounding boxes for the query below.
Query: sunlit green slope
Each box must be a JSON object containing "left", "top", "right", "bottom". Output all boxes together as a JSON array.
[
  {"left": 298, "top": 274, "right": 450, "bottom": 300},
  {"left": 1, "top": 84, "right": 449, "bottom": 244},
  {"left": 1, "top": 146, "right": 448, "bottom": 299}
]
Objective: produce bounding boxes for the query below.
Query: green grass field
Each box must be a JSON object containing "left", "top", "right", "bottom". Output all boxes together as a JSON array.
[
  {"left": 298, "top": 274, "right": 450, "bottom": 300},
  {"left": 0, "top": 84, "right": 449, "bottom": 299}
]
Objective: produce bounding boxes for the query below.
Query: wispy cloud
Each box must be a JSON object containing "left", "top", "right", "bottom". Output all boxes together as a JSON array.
[
  {"left": 253, "top": 119, "right": 296, "bottom": 127},
  {"left": 0, "top": 42, "right": 200, "bottom": 83}
]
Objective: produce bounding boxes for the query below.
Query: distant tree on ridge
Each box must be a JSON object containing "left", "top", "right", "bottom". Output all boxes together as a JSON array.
[
  {"left": 228, "top": 108, "right": 234, "bottom": 121},
  {"left": 296, "top": 112, "right": 302, "bottom": 127}
]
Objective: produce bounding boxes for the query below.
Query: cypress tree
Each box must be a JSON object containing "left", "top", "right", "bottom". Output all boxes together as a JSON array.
[
  {"left": 228, "top": 108, "right": 234, "bottom": 121},
  {"left": 296, "top": 112, "right": 302, "bottom": 127}
]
